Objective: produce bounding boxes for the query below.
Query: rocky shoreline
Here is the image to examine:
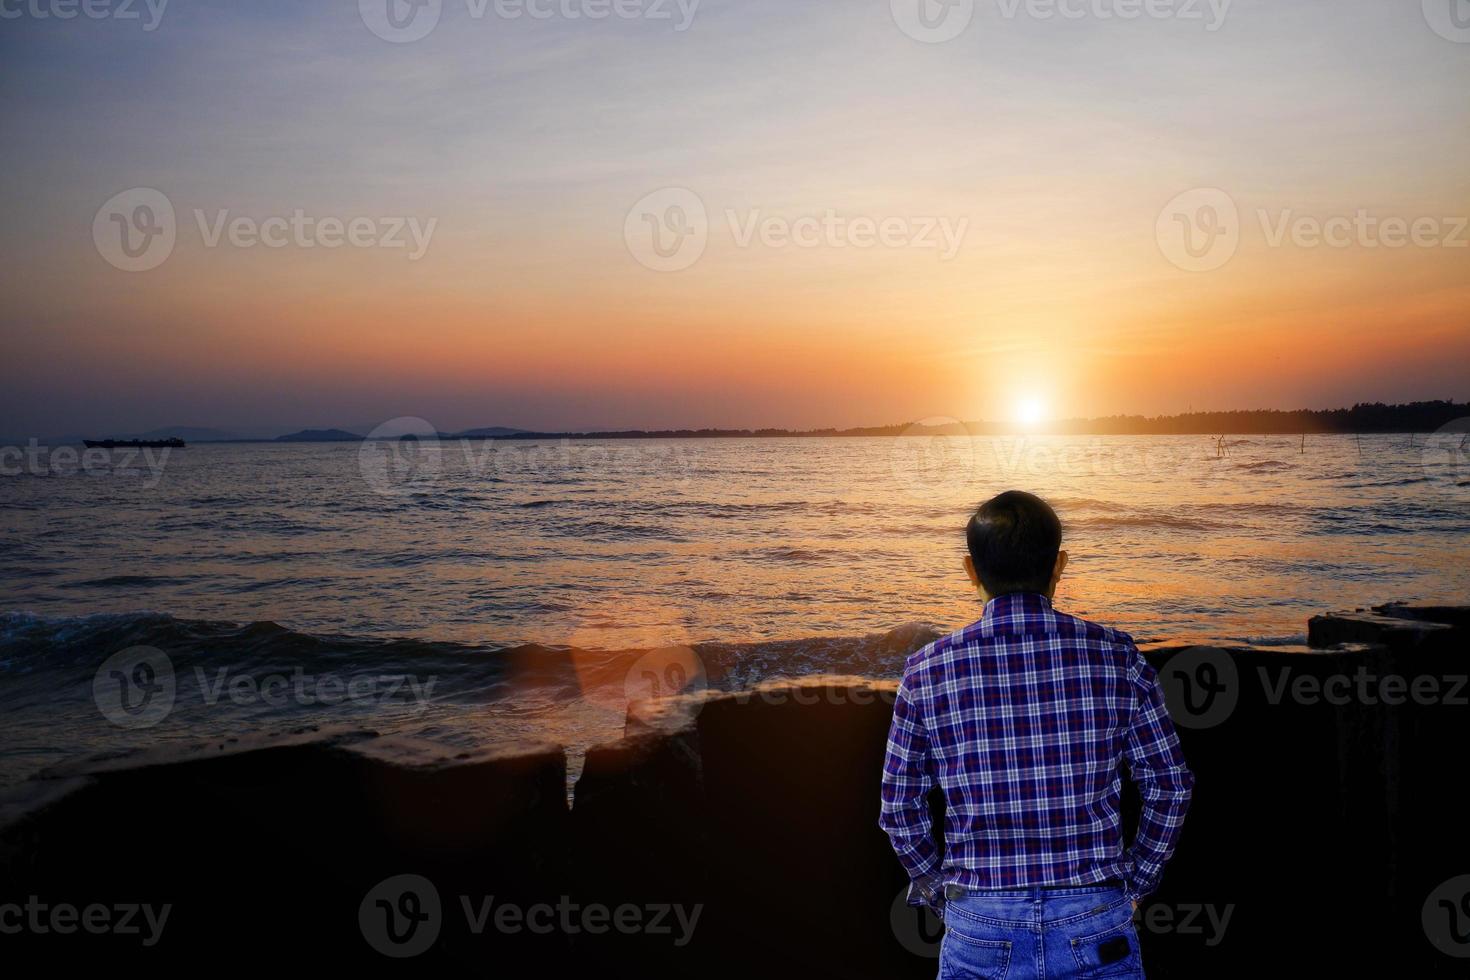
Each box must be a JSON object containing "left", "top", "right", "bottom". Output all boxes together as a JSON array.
[{"left": 2, "top": 602, "right": 1466, "bottom": 975}]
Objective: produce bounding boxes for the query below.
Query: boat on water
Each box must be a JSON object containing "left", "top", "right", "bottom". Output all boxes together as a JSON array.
[{"left": 83, "top": 438, "right": 186, "bottom": 449}]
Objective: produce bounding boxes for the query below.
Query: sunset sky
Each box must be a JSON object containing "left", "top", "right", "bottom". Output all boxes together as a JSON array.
[{"left": 2, "top": 0, "right": 1466, "bottom": 436}]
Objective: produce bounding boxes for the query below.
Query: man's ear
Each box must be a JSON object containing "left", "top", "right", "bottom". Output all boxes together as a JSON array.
[
  {"left": 964, "top": 554, "right": 982, "bottom": 590},
  {"left": 1049, "top": 550, "right": 1069, "bottom": 596}
]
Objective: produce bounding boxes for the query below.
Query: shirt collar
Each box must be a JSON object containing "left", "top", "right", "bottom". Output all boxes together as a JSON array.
[{"left": 982, "top": 591, "right": 1054, "bottom": 623}]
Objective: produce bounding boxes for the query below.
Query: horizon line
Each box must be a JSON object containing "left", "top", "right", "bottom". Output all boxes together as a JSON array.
[{"left": 24, "top": 398, "right": 1470, "bottom": 444}]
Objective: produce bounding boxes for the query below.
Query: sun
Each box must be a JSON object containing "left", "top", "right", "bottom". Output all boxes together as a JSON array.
[{"left": 1014, "top": 396, "right": 1047, "bottom": 428}]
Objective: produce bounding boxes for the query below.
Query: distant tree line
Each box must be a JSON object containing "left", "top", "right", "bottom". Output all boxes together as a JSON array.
[
  {"left": 480, "top": 400, "right": 1468, "bottom": 439},
  {"left": 1029, "top": 400, "right": 1470, "bottom": 436}
]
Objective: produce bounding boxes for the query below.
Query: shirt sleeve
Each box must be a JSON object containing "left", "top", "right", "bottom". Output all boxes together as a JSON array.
[
  {"left": 879, "top": 675, "right": 943, "bottom": 905},
  {"left": 1121, "top": 644, "right": 1195, "bottom": 902}
]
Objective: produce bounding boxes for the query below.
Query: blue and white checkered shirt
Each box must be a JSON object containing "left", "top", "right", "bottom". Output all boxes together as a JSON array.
[{"left": 880, "top": 592, "right": 1193, "bottom": 910}]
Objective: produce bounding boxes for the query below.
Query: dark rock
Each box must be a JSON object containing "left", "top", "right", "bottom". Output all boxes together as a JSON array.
[
  {"left": 1136, "top": 644, "right": 1382, "bottom": 976},
  {"left": 569, "top": 676, "right": 927, "bottom": 978},
  {"left": 0, "top": 728, "right": 570, "bottom": 965},
  {"left": 1373, "top": 602, "right": 1470, "bottom": 632},
  {"left": 569, "top": 725, "right": 708, "bottom": 971},
  {"left": 1307, "top": 608, "right": 1455, "bottom": 651}
]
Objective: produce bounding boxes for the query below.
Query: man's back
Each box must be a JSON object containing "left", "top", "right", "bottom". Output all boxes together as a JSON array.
[
  {"left": 881, "top": 491, "right": 1193, "bottom": 978},
  {"left": 880, "top": 592, "right": 1192, "bottom": 903}
]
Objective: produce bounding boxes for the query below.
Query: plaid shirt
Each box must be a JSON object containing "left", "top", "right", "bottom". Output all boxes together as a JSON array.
[{"left": 880, "top": 592, "right": 1193, "bottom": 911}]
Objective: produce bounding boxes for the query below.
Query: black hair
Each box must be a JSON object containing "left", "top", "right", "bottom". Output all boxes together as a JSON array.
[{"left": 965, "top": 490, "right": 1062, "bottom": 597}]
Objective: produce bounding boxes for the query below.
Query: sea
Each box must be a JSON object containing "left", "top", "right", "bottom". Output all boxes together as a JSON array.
[{"left": 1, "top": 432, "right": 1467, "bottom": 789}]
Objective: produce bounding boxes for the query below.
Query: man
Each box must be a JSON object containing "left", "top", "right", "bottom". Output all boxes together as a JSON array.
[{"left": 880, "top": 490, "right": 1193, "bottom": 979}]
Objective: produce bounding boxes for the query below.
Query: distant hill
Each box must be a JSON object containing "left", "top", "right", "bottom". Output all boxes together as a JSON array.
[
  {"left": 452, "top": 426, "right": 530, "bottom": 438},
  {"left": 275, "top": 429, "right": 364, "bottom": 442}
]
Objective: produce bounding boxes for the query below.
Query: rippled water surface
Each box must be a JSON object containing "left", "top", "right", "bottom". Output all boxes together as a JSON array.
[
  {"left": 5, "top": 435, "right": 1467, "bottom": 645},
  {"left": 2, "top": 434, "right": 1466, "bottom": 787}
]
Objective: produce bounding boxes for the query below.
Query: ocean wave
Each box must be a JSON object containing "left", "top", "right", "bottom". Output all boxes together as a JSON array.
[
  {"left": 1351, "top": 476, "right": 1430, "bottom": 487},
  {"left": 0, "top": 565, "right": 59, "bottom": 579},
  {"left": 59, "top": 574, "right": 195, "bottom": 590},
  {"left": 1049, "top": 497, "right": 1134, "bottom": 514},
  {"left": 1241, "top": 634, "right": 1309, "bottom": 647},
  {"left": 0, "top": 611, "right": 937, "bottom": 695},
  {"left": 1068, "top": 514, "right": 1234, "bottom": 532},
  {"left": 357, "top": 549, "right": 495, "bottom": 569},
  {"left": 685, "top": 500, "right": 815, "bottom": 518},
  {"left": 1307, "top": 521, "right": 1415, "bottom": 536},
  {"left": 1200, "top": 501, "right": 1304, "bottom": 515},
  {"left": 727, "top": 547, "right": 831, "bottom": 564},
  {"left": 545, "top": 520, "right": 687, "bottom": 542}
]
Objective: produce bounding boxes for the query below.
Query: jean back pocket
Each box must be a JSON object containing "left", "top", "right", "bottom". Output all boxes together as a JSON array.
[
  {"left": 1069, "top": 921, "right": 1142, "bottom": 977},
  {"left": 940, "top": 927, "right": 1013, "bottom": 979}
]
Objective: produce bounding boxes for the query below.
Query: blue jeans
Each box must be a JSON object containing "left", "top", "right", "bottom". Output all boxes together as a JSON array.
[{"left": 938, "top": 883, "right": 1144, "bottom": 979}]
